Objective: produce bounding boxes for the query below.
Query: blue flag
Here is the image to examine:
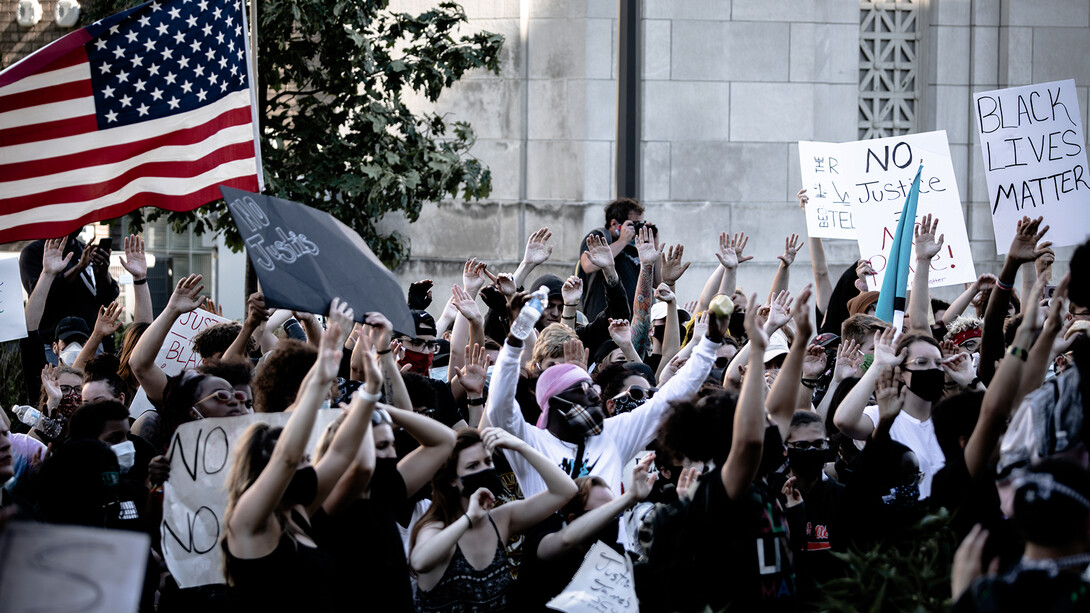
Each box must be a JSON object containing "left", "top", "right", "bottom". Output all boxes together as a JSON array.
[{"left": 875, "top": 164, "right": 923, "bottom": 326}]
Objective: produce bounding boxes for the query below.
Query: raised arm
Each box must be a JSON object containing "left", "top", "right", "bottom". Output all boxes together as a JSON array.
[
  {"left": 228, "top": 315, "right": 347, "bottom": 539},
  {"left": 766, "top": 285, "right": 814, "bottom": 438},
  {"left": 655, "top": 284, "right": 681, "bottom": 377},
  {"left": 943, "top": 274, "right": 996, "bottom": 325},
  {"left": 448, "top": 284, "right": 485, "bottom": 386},
  {"left": 607, "top": 319, "right": 642, "bottom": 363},
  {"left": 580, "top": 222, "right": 635, "bottom": 275},
  {"left": 1017, "top": 276, "right": 1068, "bottom": 398},
  {"left": 833, "top": 326, "right": 901, "bottom": 439},
  {"left": 797, "top": 190, "right": 833, "bottom": 312},
  {"left": 388, "top": 404, "right": 457, "bottom": 496},
  {"left": 486, "top": 427, "right": 577, "bottom": 536},
  {"left": 815, "top": 338, "right": 863, "bottom": 422},
  {"left": 454, "top": 343, "right": 490, "bottom": 427},
  {"left": 768, "top": 234, "right": 801, "bottom": 303},
  {"left": 25, "top": 238, "right": 72, "bottom": 333},
  {"left": 119, "top": 234, "right": 153, "bottom": 324},
  {"left": 660, "top": 243, "right": 690, "bottom": 308},
  {"left": 224, "top": 292, "right": 270, "bottom": 362},
  {"left": 129, "top": 274, "right": 204, "bottom": 404},
  {"left": 536, "top": 454, "right": 656, "bottom": 561},
  {"left": 708, "top": 232, "right": 751, "bottom": 310},
  {"left": 909, "top": 214, "right": 943, "bottom": 333},
  {"left": 561, "top": 276, "right": 582, "bottom": 331},
  {"left": 73, "top": 302, "right": 122, "bottom": 370},
  {"left": 513, "top": 227, "right": 554, "bottom": 289},
  {"left": 631, "top": 226, "right": 663, "bottom": 358},
  {"left": 722, "top": 294, "right": 770, "bottom": 500}
]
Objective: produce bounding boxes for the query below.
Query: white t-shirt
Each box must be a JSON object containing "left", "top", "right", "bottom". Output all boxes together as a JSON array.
[{"left": 863, "top": 405, "right": 945, "bottom": 499}]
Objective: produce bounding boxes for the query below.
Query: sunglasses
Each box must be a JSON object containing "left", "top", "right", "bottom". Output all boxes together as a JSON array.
[
  {"left": 613, "top": 386, "right": 656, "bottom": 402},
  {"left": 196, "top": 389, "right": 251, "bottom": 408},
  {"left": 786, "top": 439, "right": 829, "bottom": 451}
]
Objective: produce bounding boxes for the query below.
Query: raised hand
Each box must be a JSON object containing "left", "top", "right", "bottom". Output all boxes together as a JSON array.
[
  {"left": 654, "top": 283, "right": 676, "bottom": 304},
  {"left": 716, "top": 231, "right": 752, "bottom": 270},
  {"left": 462, "top": 258, "right": 488, "bottom": 298},
  {"left": 974, "top": 273, "right": 998, "bottom": 293},
  {"left": 316, "top": 319, "right": 345, "bottom": 382},
  {"left": 493, "top": 273, "right": 517, "bottom": 297},
  {"left": 364, "top": 312, "right": 393, "bottom": 350},
  {"left": 855, "top": 259, "right": 876, "bottom": 292},
  {"left": 782, "top": 475, "right": 803, "bottom": 508},
  {"left": 327, "top": 298, "right": 355, "bottom": 348},
  {"left": 562, "top": 339, "right": 589, "bottom": 370},
  {"left": 585, "top": 234, "right": 615, "bottom": 271},
  {"left": 796, "top": 188, "right": 808, "bottom": 210},
  {"left": 660, "top": 244, "right": 690, "bottom": 285},
  {"left": 692, "top": 311, "right": 710, "bottom": 340},
  {"left": 41, "top": 364, "right": 62, "bottom": 406},
  {"left": 635, "top": 225, "right": 663, "bottom": 267},
  {"left": 42, "top": 238, "right": 73, "bottom": 276},
  {"left": 629, "top": 453, "right": 658, "bottom": 501},
  {"left": 942, "top": 352, "right": 976, "bottom": 388},
  {"left": 833, "top": 338, "right": 863, "bottom": 382},
  {"left": 952, "top": 525, "right": 996, "bottom": 600},
  {"left": 777, "top": 233, "right": 802, "bottom": 267},
  {"left": 457, "top": 343, "right": 490, "bottom": 396},
  {"left": 608, "top": 319, "right": 634, "bottom": 346},
  {"left": 682, "top": 299, "right": 698, "bottom": 314},
  {"left": 875, "top": 365, "right": 906, "bottom": 424},
  {"left": 743, "top": 294, "right": 769, "bottom": 350},
  {"left": 94, "top": 302, "right": 124, "bottom": 338},
  {"left": 119, "top": 234, "right": 147, "bottom": 279},
  {"left": 482, "top": 426, "right": 524, "bottom": 454},
  {"left": 676, "top": 465, "right": 701, "bottom": 501},
  {"left": 939, "top": 340, "right": 958, "bottom": 358},
  {"left": 802, "top": 344, "right": 827, "bottom": 379},
  {"left": 1008, "top": 216, "right": 1051, "bottom": 265},
  {"left": 354, "top": 332, "right": 382, "bottom": 394},
  {"left": 167, "top": 274, "right": 205, "bottom": 314},
  {"left": 1035, "top": 245, "right": 1056, "bottom": 284},
  {"left": 872, "top": 326, "right": 902, "bottom": 369},
  {"left": 451, "top": 284, "right": 483, "bottom": 325},
  {"left": 523, "top": 227, "right": 554, "bottom": 266},
  {"left": 408, "top": 279, "right": 434, "bottom": 310},
  {"left": 792, "top": 284, "right": 814, "bottom": 340},
  {"left": 561, "top": 276, "right": 583, "bottom": 306},
  {"left": 764, "top": 290, "right": 794, "bottom": 332},
  {"left": 203, "top": 298, "right": 223, "bottom": 316},
  {"left": 245, "top": 292, "right": 270, "bottom": 327},
  {"left": 914, "top": 213, "right": 944, "bottom": 261}
]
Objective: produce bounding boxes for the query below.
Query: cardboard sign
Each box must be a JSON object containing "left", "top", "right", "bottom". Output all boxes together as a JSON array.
[
  {"left": 156, "top": 308, "right": 232, "bottom": 376},
  {"left": 0, "top": 255, "right": 27, "bottom": 343},
  {"left": 0, "top": 521, "right": 150, "bottom": 613},
  {"left": 798, "top": 141, "right": 858, "bottom": 239},
  {"left": 220, "top": 187, "right": 415, "bottom": 335},
  {"left": 546, "top": 541, "right": 638, "bottom": 613},
  {"left": 161, "top": 409, "right": 340, "bottom": 588},
  {"left": 974, "top": 79, "right": 1090, "bottom": 252}
]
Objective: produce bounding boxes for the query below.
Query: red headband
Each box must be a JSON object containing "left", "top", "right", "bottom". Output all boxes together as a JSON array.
[{"left": 950, "top": 327, "right": 982, "bottom": 346}]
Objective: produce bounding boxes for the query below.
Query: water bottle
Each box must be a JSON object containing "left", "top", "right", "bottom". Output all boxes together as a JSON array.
[
  {"left": 12, "top": 405, "right": 62, "bottom": 439},
  {"left": 511, "top": 286, "right": 549, "bottom": 340}
]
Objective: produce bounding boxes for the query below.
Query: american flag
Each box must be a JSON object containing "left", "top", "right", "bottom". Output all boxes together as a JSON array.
[{"left": 0, "top": 0, "right": 261, "bottom": 243}]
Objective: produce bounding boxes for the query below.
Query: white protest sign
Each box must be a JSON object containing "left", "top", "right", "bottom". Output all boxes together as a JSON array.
[
  {"left": 0, "top": 521, "right": 150, "bottom": 613},
  {"left": 161, "top": 409, "right": 340, "bottom": 588},
  {"left": 546, "top": 540, "right": 638, "bottom": 613},
  {"left": 0, "top": 255, "right": 27, "bottom": 342},
  {"left": 974, "top": 79, "right": 1090, "bottom": 251},
  {"left": 156, "top": 308, "right": 231, "bottom": 375},
  {"left": 798, "top": 141, "right": 858, "bottom": 239},
  {"left": 843, "top": 131, "right": 977, "bottom": 290}
]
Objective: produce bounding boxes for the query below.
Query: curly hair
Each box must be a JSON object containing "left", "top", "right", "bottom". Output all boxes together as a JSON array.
[
  {"left": 944, "top": 315, "right": 983, "bottom": 341},
  {"left": 192, "top": 322, "right": 256, "bottom": 359},
  {"left": 252, "top": 339, "right": 317, "bottom": 413},
  {"left": 198, "top": 357, "right": 254, "bottom": 387},
  {"left": 656, "top": 391, "right": 737, "bottom": 466}
]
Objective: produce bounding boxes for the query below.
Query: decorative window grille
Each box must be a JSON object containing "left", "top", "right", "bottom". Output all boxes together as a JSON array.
[{"left": 859, "top": 0, "right": 921, "bottom": 139}]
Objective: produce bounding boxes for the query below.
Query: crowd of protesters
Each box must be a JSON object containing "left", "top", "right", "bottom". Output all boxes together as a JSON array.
[{"left": 1, "top": 191, "right": 1089, "bottom": 612}]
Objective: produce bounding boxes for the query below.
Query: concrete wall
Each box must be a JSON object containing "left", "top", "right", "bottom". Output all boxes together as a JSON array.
[{"left": 384, "top": 0, "right": 1086, "bottom": 323}]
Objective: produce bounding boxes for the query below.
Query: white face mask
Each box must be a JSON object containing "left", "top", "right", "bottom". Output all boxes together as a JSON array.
[
  {"left": 112, "top": 440, "right": 136, "bottom": 473},
  {"left": 59, "top": 342, "right": 83, "bottom": 366}
]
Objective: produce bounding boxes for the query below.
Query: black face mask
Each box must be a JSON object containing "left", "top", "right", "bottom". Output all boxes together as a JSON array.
[
  {"left": 906, "top": 368, "right": 945, "bottom": 402},
  {"left": 788, "top": 448, "right": 832, "bottom": 482},
  {"left": 283, "top": 466, "right": 318, "bottom": 507},
  {"left": 460, "top": 468, "right": 507, "bottom": 499}
]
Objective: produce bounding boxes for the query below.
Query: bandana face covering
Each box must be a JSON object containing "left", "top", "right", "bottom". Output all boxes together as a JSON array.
[
  {"left": 882, "top": 482, "right": 921, "bottom": 509},
  {"left": 611, "top": 394, "right": 647, "bottom": 416},
  {"left": 400, "top": 349, "right": 433, "bottom": 374},
  {"left": 57, "top": 391, "right": 83, "bottom": 420},
  {"left": 552, "top": 396, "right": 606, "bottom": 438}
]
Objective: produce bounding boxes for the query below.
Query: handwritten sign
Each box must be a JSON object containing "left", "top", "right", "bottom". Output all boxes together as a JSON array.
[
  {"left": 798, "top": 141, "right": 857, "bottom": 239},
  {"left": 156, "top": 308, "right": 231, "bottom": 376},
  {"left": 975, "top": 79, "right": 1090, "bottom": 251},
  {"left": 0, "top": 521, "right": 150, "bottom": 613},
  {"left": 221, "top": 187, "right": 415, "bottom": 334},
  {"left": 546, "top": 541, "right": 638, "bottom": 613},
  {"left": 0, "top": 255, "right": 27, "bottom": 343},
  {"left": 161, "top": 409, "right": 340, "bottom": 588}
]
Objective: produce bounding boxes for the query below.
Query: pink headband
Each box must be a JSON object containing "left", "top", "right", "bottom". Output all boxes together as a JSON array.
[{"left": 535, "top": 363, "right": 592, "bottom": 429}]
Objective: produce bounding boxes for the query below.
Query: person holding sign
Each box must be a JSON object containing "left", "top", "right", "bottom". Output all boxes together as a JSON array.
[
  {"left": 409, "top": 427, "right": 578, "bottom": 612},
  {"left": 222, "top": 299, "right": 375, "bottom": 612}
]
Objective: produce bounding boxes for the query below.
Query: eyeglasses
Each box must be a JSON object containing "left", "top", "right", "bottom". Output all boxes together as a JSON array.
[
  {"left": 195, "top": 389, "right": 249, "bottom": 407},
  {"left": 60, "top": 385, "right": 81, "bottom": 395},
  {"left": 614, "top": 386, "right": 656, "bottom": 402},
  {"left": 1072, "top": 311, "right": 1090, "bottom": 321},
  {"left": 904, "top": 357, "right": 942, "bottom": 369},
  {"left": 786, "top": 439, "right": 829, "bottom": 451},
  {"left": 399, "top": 337, "right": 439, "bottom": 353}
]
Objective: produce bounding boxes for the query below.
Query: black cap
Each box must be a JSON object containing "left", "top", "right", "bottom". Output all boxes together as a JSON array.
[
  {"left": 412, "top": 310, "right": 437, "bottom": 338},
  {"left": 529, "top": 274, "right": 564, "bottom": 299},
  {"left": 55, "top": 316, "right": 90, "bottom": 344}
]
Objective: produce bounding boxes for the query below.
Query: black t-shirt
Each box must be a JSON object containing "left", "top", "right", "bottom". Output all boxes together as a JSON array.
[
  {"left": 578, "top": 228, "right": 640, "bottom": 321},
  {"left": 785, "top": 477, "right": 845, "bottom": 599},
  {"left": 515, "top": 514, "right": 576, "bottom": 611},
  {"left": 311, "top": 459, "right": 414, "bottom": 613}
]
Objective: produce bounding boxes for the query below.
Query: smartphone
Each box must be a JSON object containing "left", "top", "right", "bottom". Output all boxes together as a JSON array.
[
  {"left": 97, "top": 237, "right": 113, "bottom": 252},
  {"left": 1044, "top": 285, "right": 1057, "bottom": 299}
]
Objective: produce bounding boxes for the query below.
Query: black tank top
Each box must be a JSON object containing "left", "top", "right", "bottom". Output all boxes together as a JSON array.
[{"left": 416, "top": 515, "right": 512, "bottom": 613}]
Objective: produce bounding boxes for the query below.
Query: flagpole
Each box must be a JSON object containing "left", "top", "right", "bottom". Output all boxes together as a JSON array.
[{"left": 242, "top": 0, "right": 264, "bottom": 192}]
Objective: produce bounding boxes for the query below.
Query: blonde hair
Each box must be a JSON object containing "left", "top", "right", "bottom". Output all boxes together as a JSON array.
[
  {"left": 531, "top": 323, "right": 577, "bottom": 373},
  {"left": 944, "top": 315, "right": 983, "bottom": 340}
]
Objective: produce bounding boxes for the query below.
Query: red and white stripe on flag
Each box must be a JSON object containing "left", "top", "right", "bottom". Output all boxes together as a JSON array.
[{"left": 0, "top": 0, "right": 260, "bottom": 243}]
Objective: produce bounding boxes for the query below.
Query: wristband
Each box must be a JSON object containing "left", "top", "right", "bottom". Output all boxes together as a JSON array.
[
  {"left": 466, "top": 396, "right": 487, "bottom": 406},
  {"left": 995, "top": 278, "right": 1014, "bottom": 291},
  {"left": 356, "top": 389, "right": 381, "bottom": 403},
  {"left": 968, "top": 377, "right": 982, "bottom": 389},
  {"left": 1008, "top": 346, "right": 1029, "bottom": 361},
  {"left": 564, "top": 302, "right": 579, "bottom": 307},
  {"left": 562, "top": 314, "right": 576, "bottom": 320},
  {"left": 465, "top": 514, "right": 474, "bottom": 529},
  {"left": 132, "top": 277, "right": 147, "bottom": 285},
  {"left": 376, "top": 348, "right": 392, "bottom": 355}
]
